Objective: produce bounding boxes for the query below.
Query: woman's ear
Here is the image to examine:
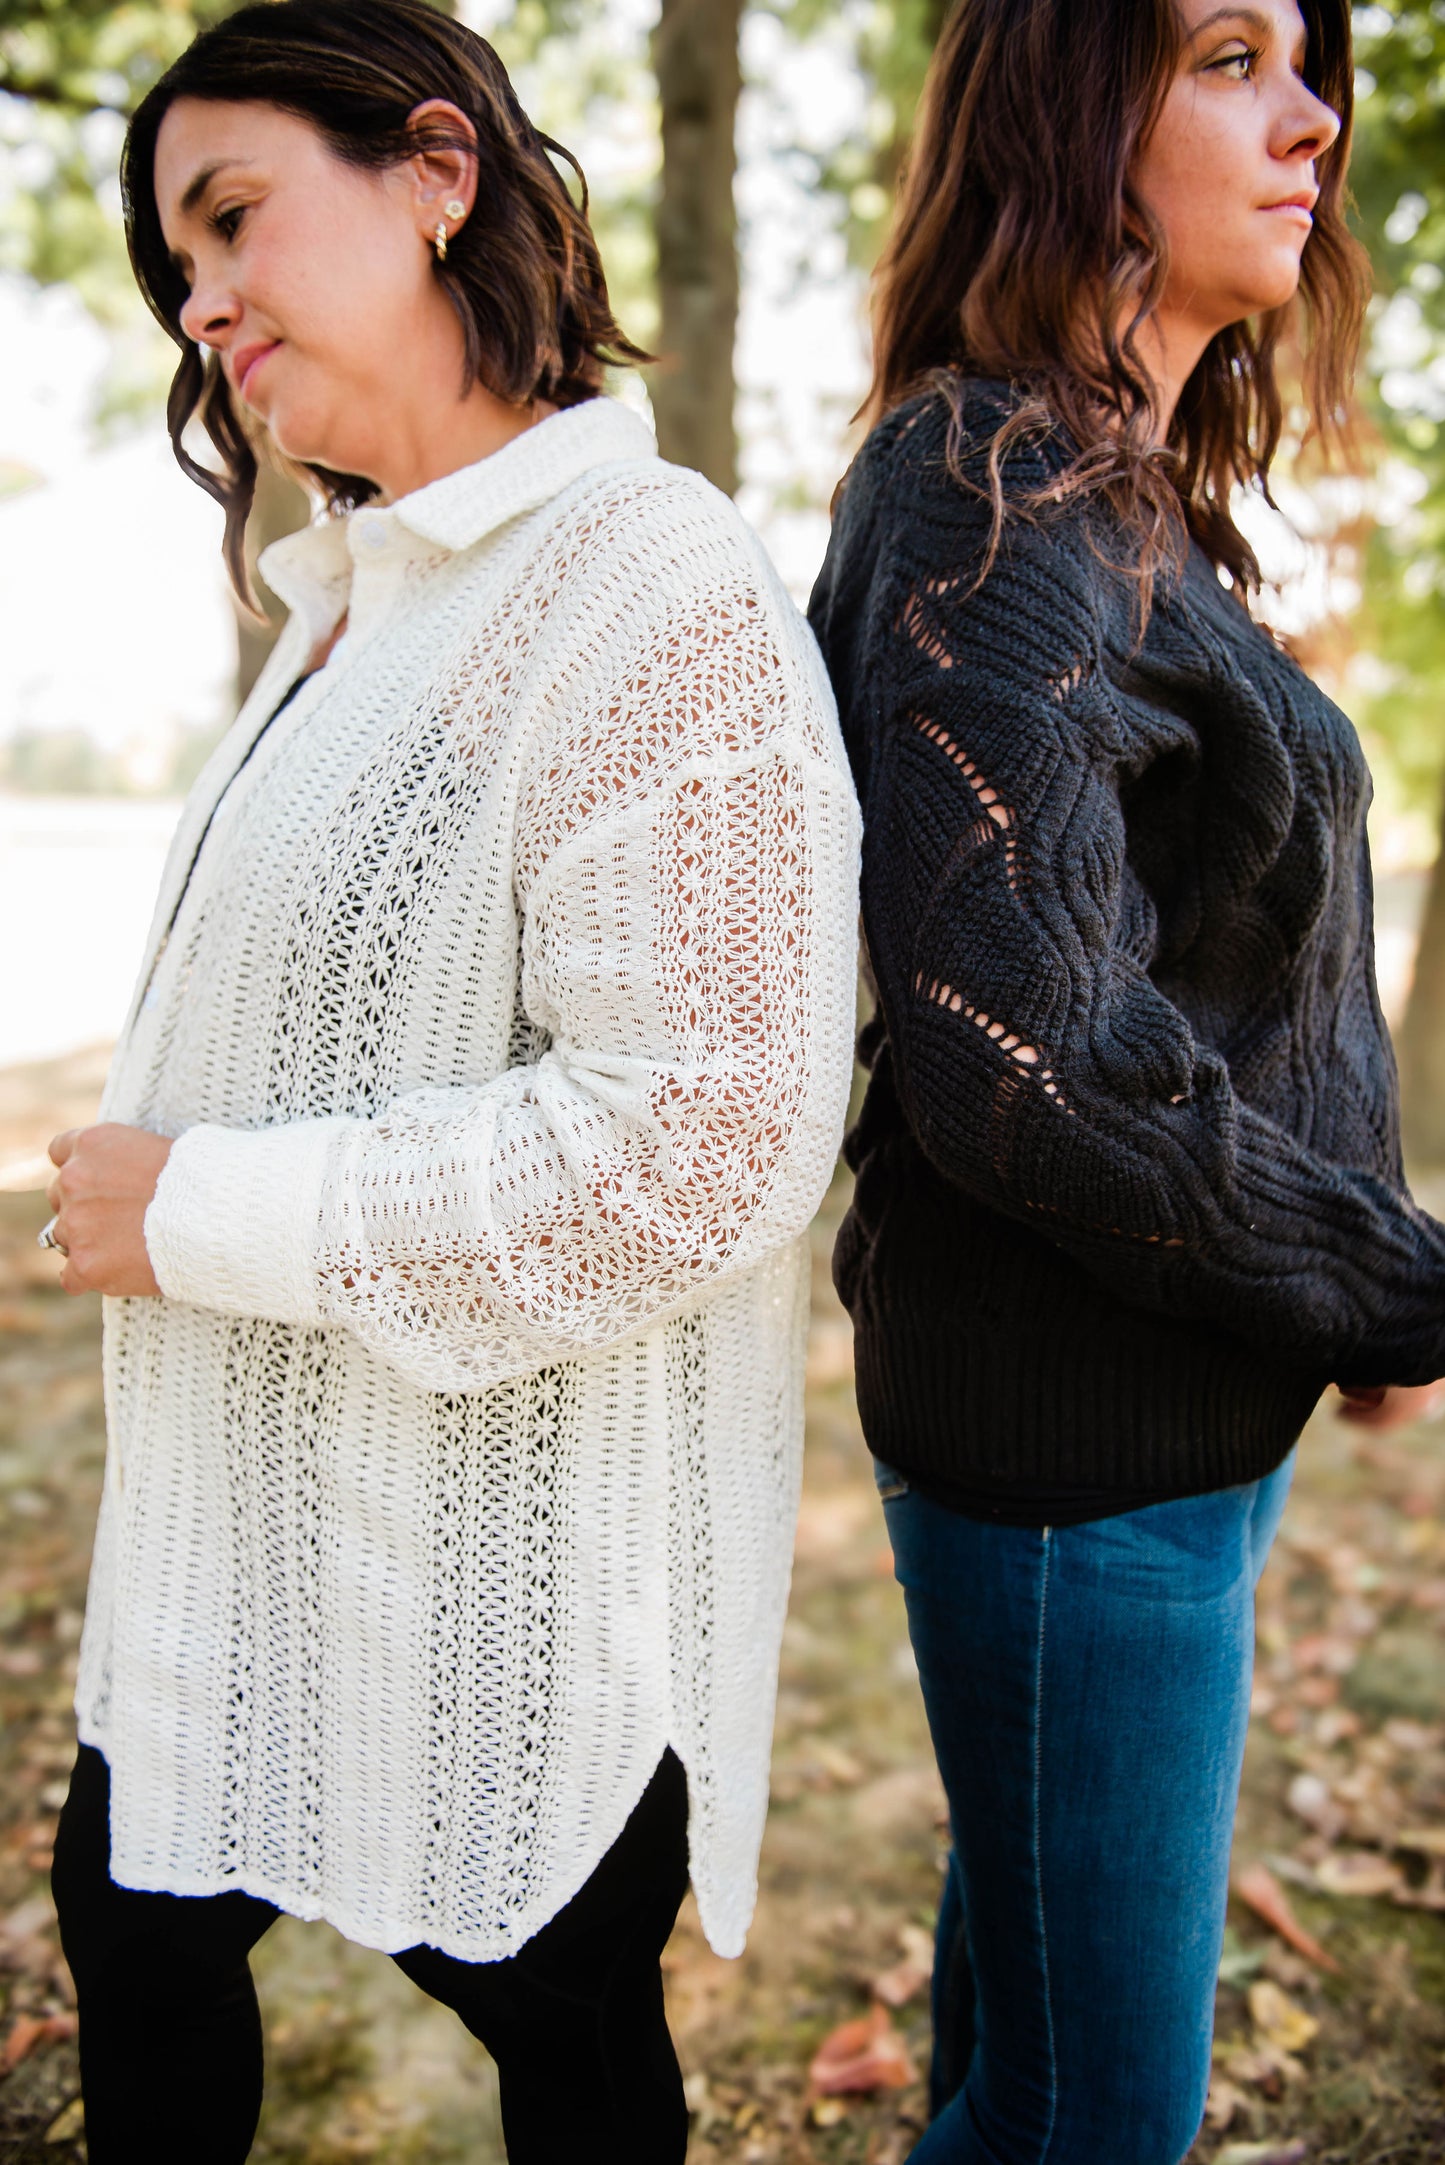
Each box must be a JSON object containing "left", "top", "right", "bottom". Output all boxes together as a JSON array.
[{"left": 405, "top": 97, "right": 478, "bottom": 243}]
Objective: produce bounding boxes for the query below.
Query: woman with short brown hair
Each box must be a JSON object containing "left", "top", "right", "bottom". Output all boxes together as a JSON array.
[{"left": 43, "top": 5, "right": 860, "bottom": 2157}]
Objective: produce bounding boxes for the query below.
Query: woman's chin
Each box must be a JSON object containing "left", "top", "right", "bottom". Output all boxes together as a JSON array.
[
  {"left": 1246, "top": 251, "right": 1309, "bottom": 317},
  {"left": 267, "top": 418, "right": 344, "bottom": 476},
  {"left": 1213, "top": 271, "right": 1302, "bottom": 331}
]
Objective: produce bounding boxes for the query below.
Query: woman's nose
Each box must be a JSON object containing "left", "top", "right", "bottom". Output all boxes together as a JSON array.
[
  {"left": 1284, "top": 84, "right": 1341, "bottom": 162},
  {"left": 178, "top": 280, "right": 239, "bottom": 347}
]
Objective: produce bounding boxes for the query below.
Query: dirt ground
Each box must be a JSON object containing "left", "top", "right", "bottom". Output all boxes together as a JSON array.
[{"left": 1, "top": 1047, "right": 1444, "bottom": 2162}]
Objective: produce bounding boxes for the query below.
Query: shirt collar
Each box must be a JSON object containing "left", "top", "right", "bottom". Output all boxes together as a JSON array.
[{"left": 257, "top": 396, "right": 658, "bottom": 637}]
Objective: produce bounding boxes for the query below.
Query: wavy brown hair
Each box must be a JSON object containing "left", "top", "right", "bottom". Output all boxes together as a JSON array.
[
  {"left": 867, "top": 0, "right": 1370, "bottom": 598},
  {"left": 122, "top": 0, "right": 649, "bottom": 606}
]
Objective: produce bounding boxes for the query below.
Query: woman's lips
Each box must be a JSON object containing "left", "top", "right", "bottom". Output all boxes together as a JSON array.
[
  {"left": 1262, "top": 200, "right": 1316, "bottom": 229},
  {"left": 235, "top": 342, "right": 280, "bottom": 401}
]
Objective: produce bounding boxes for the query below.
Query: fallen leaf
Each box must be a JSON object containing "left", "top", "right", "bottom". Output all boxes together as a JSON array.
[
  {"left": 45, "top": 2097, "right": 85, "bottom": 2144},
  {"left": 1205, "top": 2074, "right": 1249, "bottom": 2130},
  {"left": 682, "top": 2071, "right": 715, "bottom": 2133},
  {"left": 1248, "top": 1980, "right": 1320, "bottom": 2054},
  {"left": 871, "top": 1923, "right": 934, "bottom": 2008},
  {"left": 1394, "top": 1825, "right": 1445, "bottom": 1857},
  {"left": 1286, "top": 1773, "right": 1345, "bottom": 1841},
  {"left": 1264, "top": 1852, "right": 1320, "bottom": 1891},
  {"left": 811, "top": 2097, "right": 849, "bottom": 2127},
  {"left": 1233, "top": 1861, "right": 1341, "bottom": 1973},
  {"left": 1310, "top": 1632, "right": 1362, "bottom": 1672},
  {"left": 1382, "top": 1718, "right": 1439, "bottom": 1751},
  {"left": 1391, "top": 1858, "right": 1445, "bottom": 1911},
  {"left": 1313, "top": 1851, "right": 1404, "bottom": 1898},
  {"left": 1295, "top": 1675, "right": 1340, "bottom": 1709},
  {"left": 809, "top": 2004, "right": 917, "bottom": 2096},
  {"left": 0, "top": 2017, "right": 46, "bottom": 2079},
  {"left": 1218, "top": 1926, "right": 1267, "bottom": 1988},
  {"left": 811, "top": 1739, "right": 866, "bottom": 1787},
  {"left": 0, "top": 2012, "right": 74, "bottom": 2077},
  {"left": 1222, "top": 2041, "right": 1306, "bottom": 2096},
  {"left": 1214, "top": 2146, "right": 1308, "bottom": 2165}
]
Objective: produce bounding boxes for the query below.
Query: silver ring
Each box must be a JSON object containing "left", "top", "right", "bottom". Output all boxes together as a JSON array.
[{"left": 37, "top": 1216, "right": 68, "bottom": 1256}]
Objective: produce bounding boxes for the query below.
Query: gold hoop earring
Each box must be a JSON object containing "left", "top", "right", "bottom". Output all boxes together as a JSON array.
[{"left": 434, "top": 221, "right": 448, "bottom": 262}]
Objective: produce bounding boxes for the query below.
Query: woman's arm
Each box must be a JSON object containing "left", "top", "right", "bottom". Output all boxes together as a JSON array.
[
  {"left": 849, "top": 483, "right": 1445, "bottom": 1390},
  {"left": 136, "top": 566, "right": 860, "bottom": 1392}
]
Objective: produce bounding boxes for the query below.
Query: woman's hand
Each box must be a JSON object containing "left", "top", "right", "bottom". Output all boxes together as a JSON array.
[
  {"left": 44, "top": 1125, "right": 173, "bottom": 1298},
  {"left": 1336, "top": 1381, "right": 1445, "bottom": 1432}
]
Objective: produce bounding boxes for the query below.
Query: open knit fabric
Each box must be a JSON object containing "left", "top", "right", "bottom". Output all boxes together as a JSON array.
[
  {"left": 809, "top": 383, "right": 1445, "bottom": 1509},
  {"left": 78, "top": 399, "right": 861, "bottom": 1962}
]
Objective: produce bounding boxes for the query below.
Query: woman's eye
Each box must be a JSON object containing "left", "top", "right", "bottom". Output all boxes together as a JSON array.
[
  {"left": 1209, "top": 45, "right": 1261, "bottom": 80},
  {"left": 210, "top": 205, "right": 247, "bottom": 241}
]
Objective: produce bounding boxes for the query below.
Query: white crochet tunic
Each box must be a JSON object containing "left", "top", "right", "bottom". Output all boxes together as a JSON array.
[{"left": 77, "top": 399, "right": 860, "bottom": 1963}]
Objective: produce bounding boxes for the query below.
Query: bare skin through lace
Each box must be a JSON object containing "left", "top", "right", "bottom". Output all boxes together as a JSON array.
[
  {"left": 910, "top": 967, "right": 1068, "bottom": 1107},
  {"left": 897, "top": 571, "right": 968, "bottom": 671},
  {"left": 911, "top": 712, "right": 1021, "bottom": 895},
  {"left": 1047, "top": 658, "right": 1089, "bottom": 702},
  {"left": 904, "top": 692, "right": 1052, "bottom": 1095}
]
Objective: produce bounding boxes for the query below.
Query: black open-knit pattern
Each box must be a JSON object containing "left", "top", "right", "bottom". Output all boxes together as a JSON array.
[{"left": 809, "top": 382, "right": 1445, "bottom": 1510}]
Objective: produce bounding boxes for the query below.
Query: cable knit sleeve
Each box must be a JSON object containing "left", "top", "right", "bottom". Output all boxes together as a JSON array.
[
  {"left": 829, "top": 418, "right": 1445, "bottom": 1390},
  {"left": 146, "top": 542, "right": 860, "bottom": 1393}
]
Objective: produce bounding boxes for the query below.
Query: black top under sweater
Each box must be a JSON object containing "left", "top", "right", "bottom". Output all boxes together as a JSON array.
[{"left": 808, "top": 382, "right": 1445, "bottom": 1523}]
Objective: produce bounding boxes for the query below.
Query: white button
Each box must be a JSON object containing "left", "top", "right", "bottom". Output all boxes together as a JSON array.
[{"left": 360, "top": 523, "right": 388, "bottom": 553}]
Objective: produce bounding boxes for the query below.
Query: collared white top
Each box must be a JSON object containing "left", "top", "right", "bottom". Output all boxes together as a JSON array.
[{"left": 78, "top": 398, "right": 860, "bottom": 1961}]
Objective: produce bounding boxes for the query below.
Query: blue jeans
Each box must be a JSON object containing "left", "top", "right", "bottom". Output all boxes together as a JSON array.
[{"left": 877, "top": 1454, "right": 1294, "bottom": 2165}]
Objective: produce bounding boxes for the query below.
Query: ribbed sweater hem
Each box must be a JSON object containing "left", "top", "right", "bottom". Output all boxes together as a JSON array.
[
  {"left": 850, "top": 1309, "right": 1322, "bottom": 1501},
  {"left": 836, "top": 1162, "right": 1326, "bottom": 1498}
]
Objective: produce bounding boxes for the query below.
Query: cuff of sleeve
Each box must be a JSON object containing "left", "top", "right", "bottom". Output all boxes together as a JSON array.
[{"left": 145, "top": 1119, "right": 349, "bottom": 1327}]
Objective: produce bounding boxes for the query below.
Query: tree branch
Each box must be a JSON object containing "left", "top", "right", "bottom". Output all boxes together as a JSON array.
[{"left": 0, "top": 72, "right": 124, "bottom": 116}]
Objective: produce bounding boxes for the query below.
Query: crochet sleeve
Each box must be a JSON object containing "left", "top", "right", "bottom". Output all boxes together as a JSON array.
[
  {"left": 145, "top": 560, "right": 860, "bottom": 1393},
  {"left": 845, "top": 478, "right": 1445, "bottom": 1390}
]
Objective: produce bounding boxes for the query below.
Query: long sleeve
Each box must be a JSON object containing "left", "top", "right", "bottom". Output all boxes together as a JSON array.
[
  {"left": 843, "top": 461, "right": 1445, "bottom": 1390},
  {"left": 146, "top": 568, "right": 860, "bottom": 1393}
]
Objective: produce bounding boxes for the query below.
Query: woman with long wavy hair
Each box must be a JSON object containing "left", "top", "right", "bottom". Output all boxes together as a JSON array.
[
  {"left": 40, "top": 3, "right": 859, "bottom": 2157},
  {"left": 809, "top": 1, "right": 1445, "bottom": 2156}
]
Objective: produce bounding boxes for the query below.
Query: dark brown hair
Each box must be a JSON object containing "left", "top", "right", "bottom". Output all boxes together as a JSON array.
[
  {"left": 867, "top": 0, "right": 1370, "bottom": 598},
  {"left": 122, "top": 0, "right": 648, "bottom": 604}
]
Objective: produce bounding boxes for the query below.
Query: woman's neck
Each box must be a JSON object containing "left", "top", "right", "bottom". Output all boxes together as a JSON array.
[
  {"left": 365, "top": 387, "right": 557, "bottom": 507},
  {"left": 1133, "top": 307, "right": 1216, "bottom": 437}
]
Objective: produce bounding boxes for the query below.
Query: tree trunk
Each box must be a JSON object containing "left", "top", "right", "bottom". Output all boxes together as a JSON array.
[
  {"left": 650, "top": 0, "right": 743, "bottom": 495},
  {"left": 234, "top": 465, "right": 310, "bottom": 708},
  {"left": 1398, "top": 779, "right": 1445, "bottom": 1168}
]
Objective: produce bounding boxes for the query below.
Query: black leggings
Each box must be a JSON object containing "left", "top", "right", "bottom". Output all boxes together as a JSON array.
[{"left": 52, "top": 1744, "right": 691, "bottom": 2165}]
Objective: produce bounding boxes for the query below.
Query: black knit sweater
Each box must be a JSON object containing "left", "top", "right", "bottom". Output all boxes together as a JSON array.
[{"left": 808, "top": 383, "right": 1445, "bottom": 1509}]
